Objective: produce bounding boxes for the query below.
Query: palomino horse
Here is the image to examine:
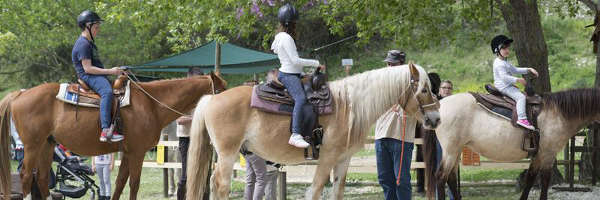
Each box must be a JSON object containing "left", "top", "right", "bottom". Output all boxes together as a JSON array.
[
  {"left": 186, "top": 63, "right": 441, "bottom": 200},
  {"left": 424, "top": 89, "right": 600, "bottom": 200},
  {"left": 0, "top": 73, "right": 226, "bottom": 200}
]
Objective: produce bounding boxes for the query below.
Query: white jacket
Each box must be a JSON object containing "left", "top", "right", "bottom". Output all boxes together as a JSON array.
[
  {"left": 493, "top": 57, "right": 529, "bottom": 90},
  {"left": 271, "top": 32, "right": 320, "bottom": 74}
]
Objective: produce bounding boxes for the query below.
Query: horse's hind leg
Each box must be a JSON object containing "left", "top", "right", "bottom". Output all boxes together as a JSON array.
[
  {"left": 211, "top": 150, "right": 238, "bottom": 200},
  {"left": 20, "top": 143, "right": 45, "bottom": 199},
  {"left": 112, "top": 153, "right": 130, "bottom": 200},
  {"left": 33, "top": 141, "right": 55, "bottom": 200},
  {"left": 331, "top": 157, "right": 351, "bottom": 200}
]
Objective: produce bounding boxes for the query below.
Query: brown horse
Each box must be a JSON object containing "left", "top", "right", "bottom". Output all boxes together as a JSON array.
[
  {"left": 186, "top": 63, "right": 441, "bottom": 200},
  {"left": 0, "top": 73, "right": 226, "bottom": 200},
  {"left": 424, "top": 89, "right": 600, "bottom": 200}
]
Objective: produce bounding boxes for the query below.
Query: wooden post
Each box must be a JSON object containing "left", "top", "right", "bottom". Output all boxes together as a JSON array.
[
  {"left": 278, "top": 171, "right": 286, "bottom": 200},
  {"left": 569, "top": 136, "right": 575, "bottom": 189},
  {"left": 593, "top": 128, "right": 598, "bottom": 186},
  {"left": 215, "top": 42, "right": 221, "bottom": 75},
  {"left": 163, "top": 147, "right": 169, "bottom": 198},
  {"left": 564, "top": 142, "right": 569, "bottom": 177}
]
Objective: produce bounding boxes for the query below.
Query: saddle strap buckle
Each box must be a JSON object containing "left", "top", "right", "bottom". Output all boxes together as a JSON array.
[{"left": 522, "top": 130, "right": 539, "bottom": 157}]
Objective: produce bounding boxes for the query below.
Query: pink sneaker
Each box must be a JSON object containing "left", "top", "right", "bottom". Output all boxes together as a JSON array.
[{"left": 517, "top": 119, "right": 535, "bottom": 130}]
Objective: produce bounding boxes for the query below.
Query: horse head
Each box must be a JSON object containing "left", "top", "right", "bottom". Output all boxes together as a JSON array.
[{"left": 399, "top": 62, "right": 441, "bottom": 129}]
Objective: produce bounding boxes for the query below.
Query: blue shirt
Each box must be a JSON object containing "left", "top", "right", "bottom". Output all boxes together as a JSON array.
[{"left": 71, "top": 36, "right": 104, "bottom": 79}]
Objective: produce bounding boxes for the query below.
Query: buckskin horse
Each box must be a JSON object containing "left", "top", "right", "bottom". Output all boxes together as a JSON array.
[
  {"left": 0, "top": 72, "right": 226, "bottom": 200},
  {"left": 424, "top": 88, "right": 600, "bottom": 200},
  {"left": 186, "top": 63, "right": 441, "bottom": 200}
]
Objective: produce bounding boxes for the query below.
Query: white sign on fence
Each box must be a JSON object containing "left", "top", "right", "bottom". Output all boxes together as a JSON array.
[{"left": 341, "top": 59, "right": 353, "bottom": 66}]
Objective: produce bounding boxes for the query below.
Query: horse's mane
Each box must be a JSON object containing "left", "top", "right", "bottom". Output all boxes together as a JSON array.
[
  {"left": 328, "top": 63, "right": 430, "bottom": 146},
  {"left": 543, "top": 88, "right": 600, "bottom": 120}
]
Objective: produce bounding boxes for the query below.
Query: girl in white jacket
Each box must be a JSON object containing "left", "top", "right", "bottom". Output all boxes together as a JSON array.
[{"left": 271, "top": 3, "right": 325, "bottom": 148}]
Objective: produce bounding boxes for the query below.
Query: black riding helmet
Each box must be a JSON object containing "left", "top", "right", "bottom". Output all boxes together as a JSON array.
[
  {"left": 490, "top": 35, "right": 513, "bottom": 54},
  {"left": 77, "top": 10, "right": 103, "bottom": 42},
  {"left": 278, "top": 3, "right": 299, "bottom": 27},
  {"left": 77, "top": 10, "right": 103, "bottom": 29}
]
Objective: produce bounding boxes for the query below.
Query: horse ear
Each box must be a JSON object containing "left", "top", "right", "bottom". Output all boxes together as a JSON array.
[
  {"left": 208, "top": 71, "right": 227, "bottom": 88},
  {"left": 409, "top": 61, "right": 419, "bottom": 80}
]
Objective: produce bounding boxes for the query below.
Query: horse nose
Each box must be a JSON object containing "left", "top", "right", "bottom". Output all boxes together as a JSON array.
[
  {"left": 426, "top": 113, "right": 440, "bottom": 128},
  {"left": 431, "top": 117, "right": 440, "bottom": 128}
]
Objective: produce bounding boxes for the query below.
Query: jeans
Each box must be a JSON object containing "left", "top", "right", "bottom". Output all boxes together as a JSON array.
[
  {"left": 244, "top": 154, "right": 267, "bottom": 200},
  {"left": 277, "top": 72, "right": 306, "bottom": 134},
  {"left": 96, "top": 164, "right": 111, "bottom": 197},
  {"left": 376, "top": 138, "right": 414, "bottom": 200},
  {"left": 177, "top": 137, "right": 189, "bottom": 200},
  {"left": 81, "top": 75, "right": 113, "bottom": 129}
]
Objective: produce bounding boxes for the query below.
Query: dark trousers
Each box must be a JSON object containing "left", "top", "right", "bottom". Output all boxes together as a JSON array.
[
  {"left": 376, "top": 138, "right": 414, "bottom": 200},
  {"left": 177, "top": 137, "right": 190, "bottom": 200}
]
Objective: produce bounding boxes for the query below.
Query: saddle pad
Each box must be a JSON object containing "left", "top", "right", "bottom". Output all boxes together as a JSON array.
[
  {"left": 56, "top": 82, "right": 131, "bottom": 108},
  {"left": 250, "top": 86, "right": 333, "bottom": 115}
]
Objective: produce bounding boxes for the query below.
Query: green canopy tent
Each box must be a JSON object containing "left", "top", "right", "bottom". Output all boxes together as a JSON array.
[{"left": 130, "top": 41, "right": 279, "bottom": 74}]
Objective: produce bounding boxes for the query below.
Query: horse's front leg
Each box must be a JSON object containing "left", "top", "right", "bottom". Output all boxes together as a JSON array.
[
  {"left": 127, "top": 152, "right": 145, "bottom": 200},
  {"left": 331, "top": 157, "right": 351, "bottom": 200},
  {"left": 112, "top": 153, "right": 130, "bottom": 200},
  {"left": 305, "top": 159, "right": 336, "bottom": 200}
]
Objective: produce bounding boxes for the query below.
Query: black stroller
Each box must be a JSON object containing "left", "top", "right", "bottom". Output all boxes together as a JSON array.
[{"left": 52, "top": 146, "right": 101, "bottom": 200}]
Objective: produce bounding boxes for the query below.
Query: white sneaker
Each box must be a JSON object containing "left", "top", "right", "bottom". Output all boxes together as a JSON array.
[{"left": 288, "top": 134, "right": 310, "bottom": 148}]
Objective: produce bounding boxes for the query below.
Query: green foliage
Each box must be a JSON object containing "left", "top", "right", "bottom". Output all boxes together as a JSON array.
[
  {"left": 0, "top": 0, "right": 171, "bottom": 88},
  {"left": 0, "top": 0, "right": 597, "bottom": 95}
]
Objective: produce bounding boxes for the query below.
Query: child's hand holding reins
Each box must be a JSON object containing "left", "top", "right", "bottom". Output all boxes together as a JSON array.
[{"left": 528, "top": 68, "right": 539, "bottom": 77}]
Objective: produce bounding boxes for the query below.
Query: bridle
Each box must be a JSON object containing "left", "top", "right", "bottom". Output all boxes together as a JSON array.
[{"left": 399, "top": 74, "right": 439, "bottom": 118}]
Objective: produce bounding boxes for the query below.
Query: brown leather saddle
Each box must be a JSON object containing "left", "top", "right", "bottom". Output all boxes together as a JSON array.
[
  {"left": 470, "top": 84, "right": 542, "bottom": 156},
  {"left": 255, "top": 70, "right": 330, "bottom": 160},
  {"left": 256, "top": 75, "right": 332, "bottom": 110},
  {"left": 68, "top": 75, "right": 129, "bottom": 134},
  {"left": 68, "top": 75, "right": 129, "bottom": 99}
]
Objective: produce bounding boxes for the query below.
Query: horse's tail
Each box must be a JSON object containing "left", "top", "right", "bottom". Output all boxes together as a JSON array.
[
  {"left": 423, "top": 129, "right": 438, "bottom": 200},
  {"left": 186, "top": 95, "right": 214, "bottom": 200},
  {"left": 0, "top": 91, "right": 22, "bottom": 198}
]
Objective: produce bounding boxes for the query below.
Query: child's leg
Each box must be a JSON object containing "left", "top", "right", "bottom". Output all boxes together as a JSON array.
[
  {"left": 500, "top": 86, "right": 527, "bottom": 120},
  {"left": 97, "top": 164, "right": 107, "bottom": 196},
  {"left": 102, "top": 165, "right": 111, "bottom": 197}
]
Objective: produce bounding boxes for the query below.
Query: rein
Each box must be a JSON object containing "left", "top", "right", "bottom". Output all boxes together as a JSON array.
[{"left": 125, "top": 72, "right": 215, "bottom": 116}]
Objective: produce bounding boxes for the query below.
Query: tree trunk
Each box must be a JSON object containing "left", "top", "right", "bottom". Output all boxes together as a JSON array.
[
  {"left": 495, "top": 0, "right": 563, "bottom": 187},
  {"left": 496, "top": 0, "right": 551, "bottom": 93}
]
